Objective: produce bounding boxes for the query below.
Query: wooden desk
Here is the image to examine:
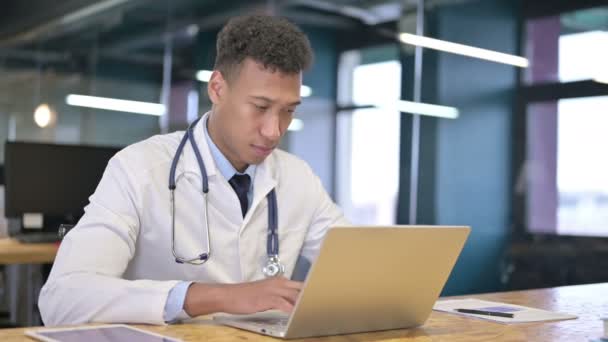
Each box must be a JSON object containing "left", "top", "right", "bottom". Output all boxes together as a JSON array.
[
  {"left": 0, "top": 238, "right": 58, "bottom": 265},
  {"left": 0, "top": 283, "right": 605, "bottom": 341}
]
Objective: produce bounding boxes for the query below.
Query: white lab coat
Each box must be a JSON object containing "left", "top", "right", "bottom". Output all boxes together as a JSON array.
[{"left": 38, "top": 113, "right": 349, "bottom": 326}]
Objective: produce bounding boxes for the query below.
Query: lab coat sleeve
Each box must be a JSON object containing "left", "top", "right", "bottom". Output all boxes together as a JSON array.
[
  {"left": 298, "top": 168, "right": 350, "bottom": 263},
  {"left": 164, "top": 281, "right": 193, "bottom": 322},
  {"left": 38, "top": 154, "right": 179, "bottom": 326}
]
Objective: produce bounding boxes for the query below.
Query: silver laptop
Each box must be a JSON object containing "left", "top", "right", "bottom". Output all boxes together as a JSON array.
[{"left": 214, "top": 225, "right": 470, "bottom": 339}]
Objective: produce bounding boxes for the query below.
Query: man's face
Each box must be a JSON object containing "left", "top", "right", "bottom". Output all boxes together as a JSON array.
[{"left": 207, "top": 58, "right": 301, "bottom": 172}]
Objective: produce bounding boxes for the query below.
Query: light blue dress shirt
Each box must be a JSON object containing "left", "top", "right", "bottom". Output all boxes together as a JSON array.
[{"left": 163, "top": 116, "right": 256, "bottom": 322}]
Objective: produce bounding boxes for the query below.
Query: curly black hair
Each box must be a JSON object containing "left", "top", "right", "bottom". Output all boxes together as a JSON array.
[{"left": 214, "top": 14, "right": 313, "bottom": 82}]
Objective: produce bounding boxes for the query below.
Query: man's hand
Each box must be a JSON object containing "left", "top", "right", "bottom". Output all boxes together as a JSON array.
[{"left": 183, "top": 277, "right": 303, "bottom": 317}]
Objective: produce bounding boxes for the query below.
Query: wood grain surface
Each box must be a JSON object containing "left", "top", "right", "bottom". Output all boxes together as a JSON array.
[
  {"left": 0, "top": 238, "right": 58, "bottom": 265},
  {"left": 0, "top": 282, "right": 605, "bottom": 341}
]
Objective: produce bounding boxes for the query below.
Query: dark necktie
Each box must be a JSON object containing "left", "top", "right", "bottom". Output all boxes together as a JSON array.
[{"left": 228, "top": 174, "right": 251, "bottom": 218}]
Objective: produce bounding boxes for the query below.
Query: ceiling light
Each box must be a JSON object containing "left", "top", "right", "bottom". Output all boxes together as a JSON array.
[
  {"left": 300, "top": 85, "right": 312, "bottom": 97},
  {"left": 66, "top": 94, "right": 165, "bottom": 116},
  {"left": 288, "top": 118, "right": 304, "bottom": 131},
  {"left": 186, "top": 24, "right": 199, "bottom": 37},
  {"left": 594, "top": 77, "right": 608, "bottom": 84},
  {"left": 34, "top": 103, "right": 55, "bottom": 127},
  {"left": 398, "top": 32, "right": 529, "bottom": 68},
  {"left": 375, "top": 100, "right": 459, "bottom": 119},
  {"left": 196, "top": 70, "right": 213, "bottom": 82}
]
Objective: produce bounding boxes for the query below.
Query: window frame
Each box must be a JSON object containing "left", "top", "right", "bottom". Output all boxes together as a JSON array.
[{"left": 513, "top": 3, "right": 608, "bottom": 241}]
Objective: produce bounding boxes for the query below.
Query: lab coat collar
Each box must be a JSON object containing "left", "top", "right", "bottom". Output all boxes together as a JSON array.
[
  {"left": 179, "top": 111, "right": 218, "bottom": 180},
  {"left": 178, "top": 111, "right": 279, "bottom": 213}
]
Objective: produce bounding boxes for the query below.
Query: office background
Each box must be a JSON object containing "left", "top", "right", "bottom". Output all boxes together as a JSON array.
[{"left": 1, "top": 0, "right": 608, "bottom": 327}]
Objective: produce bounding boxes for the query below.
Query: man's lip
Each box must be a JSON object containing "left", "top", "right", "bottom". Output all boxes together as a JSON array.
[{"left": 252, "top": 145, "right": 274, "bottom": 153}]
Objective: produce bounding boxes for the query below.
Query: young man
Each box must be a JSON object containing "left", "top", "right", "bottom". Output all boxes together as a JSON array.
[{"left": 39, "top": 14, "right": 348, "bottom": 325}]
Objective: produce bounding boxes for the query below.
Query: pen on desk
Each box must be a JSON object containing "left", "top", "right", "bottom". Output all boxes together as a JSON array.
[{"left": 455, "top": 308, "right": 514, "bottom": 318}]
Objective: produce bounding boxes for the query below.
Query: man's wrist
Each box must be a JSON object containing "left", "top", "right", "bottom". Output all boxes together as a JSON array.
[{"left": 183, "top": 282, "right": 229, "bottom": 317}]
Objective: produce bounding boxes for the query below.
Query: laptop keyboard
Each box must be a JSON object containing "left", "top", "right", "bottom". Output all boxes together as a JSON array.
[{"left": 243, "top": 316, "right": 289, "bottom": 328}]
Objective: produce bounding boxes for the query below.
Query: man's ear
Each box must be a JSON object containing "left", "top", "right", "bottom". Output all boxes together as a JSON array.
[{"left": 207, "top": 70, "right": 226, "bottom": 104}]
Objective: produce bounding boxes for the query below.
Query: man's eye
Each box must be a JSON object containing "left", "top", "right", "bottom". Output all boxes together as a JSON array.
[{"left": 255, "top": 104, "right": 268, "bottom": 111}]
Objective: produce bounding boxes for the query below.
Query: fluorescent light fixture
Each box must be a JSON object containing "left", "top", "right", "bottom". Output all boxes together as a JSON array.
[
  {"left": 61, "top": 0, "right": 131, "bottom": 25},
  {"left": 288, "top": 118, "right": 304, "bottom": 131},
  {"left": 398, "top": 32, "right": 529, "bottom": 68},
  {"left": 66, "top": 94, "right": 165, "bottom": 116},
  {"left": 300, "top": 85, "right": 312, "bottom": 97},
  {"left": 196, "top": 70, "right": 213, "bottom": 82},
  {"left": 376, "top": 100, "right": 459, "bottom": 119},
  {"left": 594, "top": 77, "right": 608, "bottom": 84}
]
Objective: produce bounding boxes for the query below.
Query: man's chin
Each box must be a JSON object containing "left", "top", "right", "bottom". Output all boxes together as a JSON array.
[{"left": 246, "top": 152, "right": 273, "bottom": 165}]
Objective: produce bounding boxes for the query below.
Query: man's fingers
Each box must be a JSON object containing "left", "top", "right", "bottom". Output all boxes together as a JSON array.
[
  {"left": 274, "top": 287, "right": 300, "bottom": 305},
  {"left": 283, "top": 280, "right": 303, "bottom": 290},
  {"left": 268, "top": 279, "right": 302, "bottom": 304},
  {"left": 269, "top": 277, "right": 303, "bottom": 290},
  {"left": 271, "top": 296, "right": 295, "bottom": 313}
]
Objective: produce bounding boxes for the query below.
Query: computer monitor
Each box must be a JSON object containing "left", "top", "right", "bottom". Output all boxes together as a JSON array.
[{"left": 4, "top": 141, "right": 122, "bottom": 227}]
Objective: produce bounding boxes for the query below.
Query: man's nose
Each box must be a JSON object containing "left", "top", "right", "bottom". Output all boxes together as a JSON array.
[{"left": 261, "top": 113, "right": 281, "bottom": 140}]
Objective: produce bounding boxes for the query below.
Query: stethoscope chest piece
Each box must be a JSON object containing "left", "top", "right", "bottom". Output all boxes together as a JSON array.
[{"left": 263, "top": 255, "right": 285, "bottom": 277}]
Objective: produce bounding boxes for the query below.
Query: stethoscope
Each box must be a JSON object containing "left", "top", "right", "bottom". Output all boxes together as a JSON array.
[{"left": 168, "top": 116, "right": 285, "bottom": 277}]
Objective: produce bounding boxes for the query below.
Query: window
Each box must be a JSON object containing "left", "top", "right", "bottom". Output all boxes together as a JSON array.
[
  {"left": 520, "top": 5, "right": 608, "bottom": 237},
  {"left": 336, "top": 51, "right": 401, "bottom": 225},
  {"left": 525, "top": 6, "right": 608, "bottom": 84},
  {"left": 527, "top": 96, "right": 608, "bottom": 237},
  {"left": 559, "top": 31, "right": 608, "bottom": 83}
]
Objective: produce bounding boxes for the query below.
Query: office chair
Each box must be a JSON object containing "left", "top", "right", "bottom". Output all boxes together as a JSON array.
[{"left": 57, "top": 224, "right": 74, "bottom": 240}]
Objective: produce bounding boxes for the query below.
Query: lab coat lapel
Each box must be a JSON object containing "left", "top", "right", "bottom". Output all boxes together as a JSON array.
[
  {"left": 241, "top": 154, "right": 278, "bottom": 232},
  {"left": 179, "top": 112, "right": 247, "bottom": 222}
]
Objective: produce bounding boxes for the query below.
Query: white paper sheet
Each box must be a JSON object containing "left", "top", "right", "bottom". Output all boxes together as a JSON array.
[{"left": 433, "top": 298, "right": 577, "bottom": 324}]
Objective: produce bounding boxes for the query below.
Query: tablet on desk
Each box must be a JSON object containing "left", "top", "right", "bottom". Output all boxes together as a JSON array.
[{"left": 25, "top": 324, "right": 182, "bottom": 342}]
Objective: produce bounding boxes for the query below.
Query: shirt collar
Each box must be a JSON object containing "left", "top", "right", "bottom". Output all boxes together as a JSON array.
[{"left": 202, "top": 114, "right": 256, "bottom": 182}]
